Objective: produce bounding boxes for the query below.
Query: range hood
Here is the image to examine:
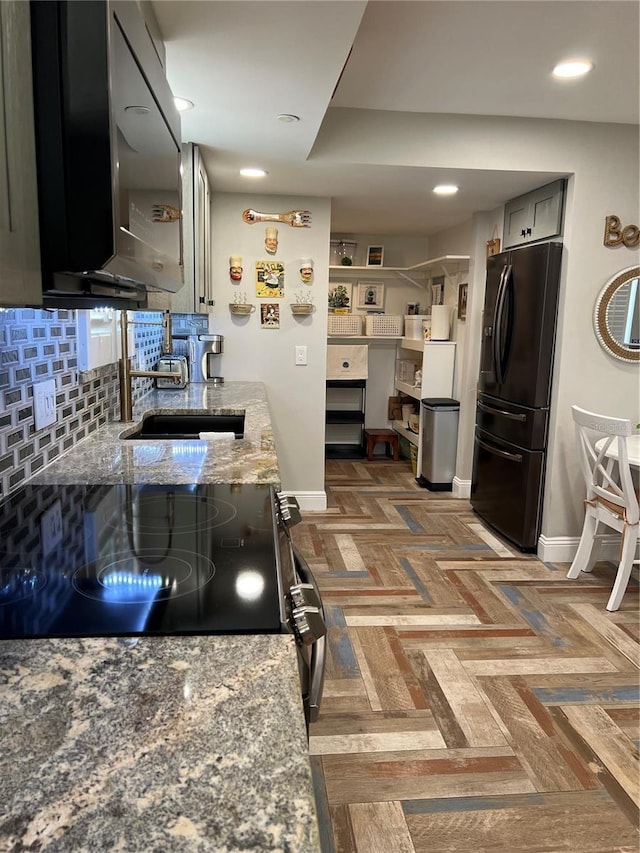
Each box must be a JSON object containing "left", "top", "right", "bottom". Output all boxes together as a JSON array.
[{"left": 30, "top": 0, "right": 184, "bottom": 309}]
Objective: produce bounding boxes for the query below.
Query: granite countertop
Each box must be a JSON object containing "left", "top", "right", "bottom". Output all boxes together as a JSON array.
[
  {"left": 2, "top": 381, "right": 321, "bottom": 852},
  {"left": 0, "top": 635, "right": 320, "bottom": 852},
  {"left": 29, "top": 381, "right": 280, "bottom": 487}
]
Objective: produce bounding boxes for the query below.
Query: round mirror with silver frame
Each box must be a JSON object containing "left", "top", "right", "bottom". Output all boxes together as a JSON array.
[{"left": 593, "top": 265, "right": 640, "bottom": 362}]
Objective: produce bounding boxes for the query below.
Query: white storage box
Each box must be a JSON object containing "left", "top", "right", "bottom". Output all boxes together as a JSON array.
[
  {"left": 404, "top": 315, "right": 430, "bottom": 340},
  {"left": 327, "top": 314, "right": 362, "bottom": 336},
  {"left": 327, "top": 345, "right": 368, "bottom": 379},
  {"left": 365, "top": 315, "right": 403, "bottom": 336}
]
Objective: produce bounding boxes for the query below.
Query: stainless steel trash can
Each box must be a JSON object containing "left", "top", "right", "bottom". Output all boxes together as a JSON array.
[{"left": 418, "top": 398, "right": 460, "bottom": 491}]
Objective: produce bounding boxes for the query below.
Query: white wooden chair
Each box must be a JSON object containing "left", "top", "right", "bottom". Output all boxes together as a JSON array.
[{"left": 567, "top": 406, "right": 639, "bottom": 610}]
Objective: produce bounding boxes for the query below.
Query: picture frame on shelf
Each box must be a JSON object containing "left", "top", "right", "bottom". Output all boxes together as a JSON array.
[
  {"left": 431, "top": 282, "right": 444, "bottom": 306},
  {"left": 457, "top": 282, "right": 468, "bottom": 320},
  {"left": 328, "top": 282, "right": 352, "bottom": 312},
  {"left": 366, "top": 245, "right": 384, "bottom": 267},
  {"left": 356, "top": 281, "right": 385, "bottom": 310}
]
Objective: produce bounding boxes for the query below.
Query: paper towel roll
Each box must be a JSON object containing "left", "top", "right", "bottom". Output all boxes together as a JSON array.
[{"left": 430, "top": 305, "right": 451, "bottom": 340}]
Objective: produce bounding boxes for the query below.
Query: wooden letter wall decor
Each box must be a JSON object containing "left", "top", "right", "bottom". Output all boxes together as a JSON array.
[{"left": 603, "top": 215, "right": 640, "bottom": 248}]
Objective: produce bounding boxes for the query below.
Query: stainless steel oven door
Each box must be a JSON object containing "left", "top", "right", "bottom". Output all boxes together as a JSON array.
[
  {"left": 291, "top": 544, "right": 327, "bottom": 726},
  {"left": 274, "top": 491, "right": 327, "bottom": 727}
]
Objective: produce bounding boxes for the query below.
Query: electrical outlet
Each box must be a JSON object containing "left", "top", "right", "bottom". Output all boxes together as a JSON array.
[
  {"left": 295, "top": 345, "right": 308, "bottom": 366},
  {"left": 34, "top": 379, "right": 57, "bottom": 430}
]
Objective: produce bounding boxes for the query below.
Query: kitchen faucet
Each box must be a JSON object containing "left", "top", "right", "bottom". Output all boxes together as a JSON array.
[{"left": 119, "top": 309, "right": 182, "bottom": 422}]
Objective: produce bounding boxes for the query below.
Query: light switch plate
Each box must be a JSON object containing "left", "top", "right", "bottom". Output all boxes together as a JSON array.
[{"left": 34, "top": 379, "right": 57, "bottom": 430}]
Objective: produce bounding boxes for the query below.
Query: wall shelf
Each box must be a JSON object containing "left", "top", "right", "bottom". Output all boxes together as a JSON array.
[{"left": 329, "top": 255, "right": 470, "bottom": 288}]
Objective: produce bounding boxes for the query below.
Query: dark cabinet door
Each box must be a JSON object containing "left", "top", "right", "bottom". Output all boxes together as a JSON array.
[{"left": 0, "top": 1, "right": 41, "bottom": 306}]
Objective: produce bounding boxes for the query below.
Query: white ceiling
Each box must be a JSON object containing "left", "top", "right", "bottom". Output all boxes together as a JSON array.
[{"left": 151, "top": 0, "right": 639, "bottom": 238}]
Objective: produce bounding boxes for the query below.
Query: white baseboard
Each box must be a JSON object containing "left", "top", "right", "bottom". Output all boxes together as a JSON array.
[
  {"left": 537, "top": 534, "right": 622, "bottom": 564},
  {"left": 281, "top": 490, "right": 327, "bottom": 512},
  {"left": 537, "top": 536, "right": 580, "bottom": 563},
  {"left": 453, "top": 477, "right": 471, "bottom": 499}
]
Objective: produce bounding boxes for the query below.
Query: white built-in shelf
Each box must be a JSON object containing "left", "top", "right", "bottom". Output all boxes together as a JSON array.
[
  {"left": 398, "top": 337, "right": 424, "bottom": 352},
  {"left": 393, "top": 420, "right": 419, "bottom": 447},
  {"left": 395, "top": 381, "right": 421, "bottom": 401},
  {"left": 327, "top": 336, "right": 402, "bottom": 342},
  {"left": 398, "top": 338, "right": 458, "bottom": 351}
]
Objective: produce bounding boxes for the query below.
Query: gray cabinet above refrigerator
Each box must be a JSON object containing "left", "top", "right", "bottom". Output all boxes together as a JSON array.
[{"left": 503, "top": 180, "right": 566, "bottom": 250}]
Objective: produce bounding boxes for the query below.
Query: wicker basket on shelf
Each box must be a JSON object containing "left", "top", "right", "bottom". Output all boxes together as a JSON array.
[
  {"left": 365, "top": 315, "right": 403, "bottom": 336},
  {"left": 327, "top": 314, "right": 362, "bottom": 336}
]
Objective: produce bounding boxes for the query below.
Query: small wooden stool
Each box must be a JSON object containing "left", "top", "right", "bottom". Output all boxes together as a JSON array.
[{"left": 364, "top": 429, "right": 399, "bottom": 462}]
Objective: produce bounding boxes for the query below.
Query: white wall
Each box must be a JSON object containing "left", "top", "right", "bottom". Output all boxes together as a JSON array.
[
  {"left": 210, "top": 192, "right": 331, "bottom": 509},
  {"left": 330, "top": 233, "right": 429, "bottom": 269}
]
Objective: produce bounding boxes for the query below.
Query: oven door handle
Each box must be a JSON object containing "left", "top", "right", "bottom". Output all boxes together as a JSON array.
[{"left": 292, "top": 543, "right": 326, "bottom": 724}]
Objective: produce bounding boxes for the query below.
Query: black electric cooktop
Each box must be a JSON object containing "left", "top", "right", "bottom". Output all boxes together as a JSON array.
[{"left": 0, "top": 483, "right": 284, "bottom": 639}]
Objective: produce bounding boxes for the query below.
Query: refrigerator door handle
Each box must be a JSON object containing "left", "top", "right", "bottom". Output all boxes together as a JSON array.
[
  {"left": 477, "top": 400, "right": 527, "bottom": 422},
  {"left": 489, "top": 265, "right": 508, "bottom": 335},
  {"left": 490, "top": 264, "right": 507, "bottom": 378},
  {"left": 476, "top": 435, "right": 523, "bottom": 463},
  {"left": 493, "top": 263, "right": 512, "bottom": 386}
]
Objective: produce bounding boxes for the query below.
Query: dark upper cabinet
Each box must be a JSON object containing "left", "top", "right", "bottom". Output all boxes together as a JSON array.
[
  {"left": 503, "top": 179, "right": 566, "bottom": 250},
  {"left": 28, "top": 0, "right": 183, "bottom": 310},
  {"left": 0, "top": 1, "right": 42, "bottom": 307}
]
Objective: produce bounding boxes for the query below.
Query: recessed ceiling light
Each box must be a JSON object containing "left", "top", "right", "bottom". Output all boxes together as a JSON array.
[
  {"left": 433, "top": 184, "right": 459, "bottom": 196},
  {"left": 552, "top": 60, "right": 593, "bottom": 79},
  {"left": 277, "top": 114, "right": 300, "bottom": 123},
  {"left": 124, "top": 105, "right": 151, "bottom": 115},
  {"left": 240, "top": 168, "right": 268, "bottom": 178},
  {"left": 174, "top": 97, "right": 194, "bottom": 112}
]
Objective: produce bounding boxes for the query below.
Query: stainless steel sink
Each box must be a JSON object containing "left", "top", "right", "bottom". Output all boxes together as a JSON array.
[{"left": 122, "top": 413, "right": 245, "bottom": 440}]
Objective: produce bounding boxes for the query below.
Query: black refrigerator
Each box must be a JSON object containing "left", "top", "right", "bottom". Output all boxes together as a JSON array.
[{"left": 470, "top": 241, "right": 563, "bottom": 551}]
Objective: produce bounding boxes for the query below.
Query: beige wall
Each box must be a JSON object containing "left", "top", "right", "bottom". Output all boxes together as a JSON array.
[{"left": 210, "top": 193, "right": 331, "bottom": 508}]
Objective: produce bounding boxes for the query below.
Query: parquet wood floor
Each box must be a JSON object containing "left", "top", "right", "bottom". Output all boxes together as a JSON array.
[{"left": 292, "top": 459, "right": 640, "bottom": 853}]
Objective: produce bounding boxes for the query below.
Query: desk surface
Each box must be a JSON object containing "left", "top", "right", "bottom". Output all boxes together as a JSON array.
[{"left": 596, "top": 433, "right": 640, "bottom": 467}]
